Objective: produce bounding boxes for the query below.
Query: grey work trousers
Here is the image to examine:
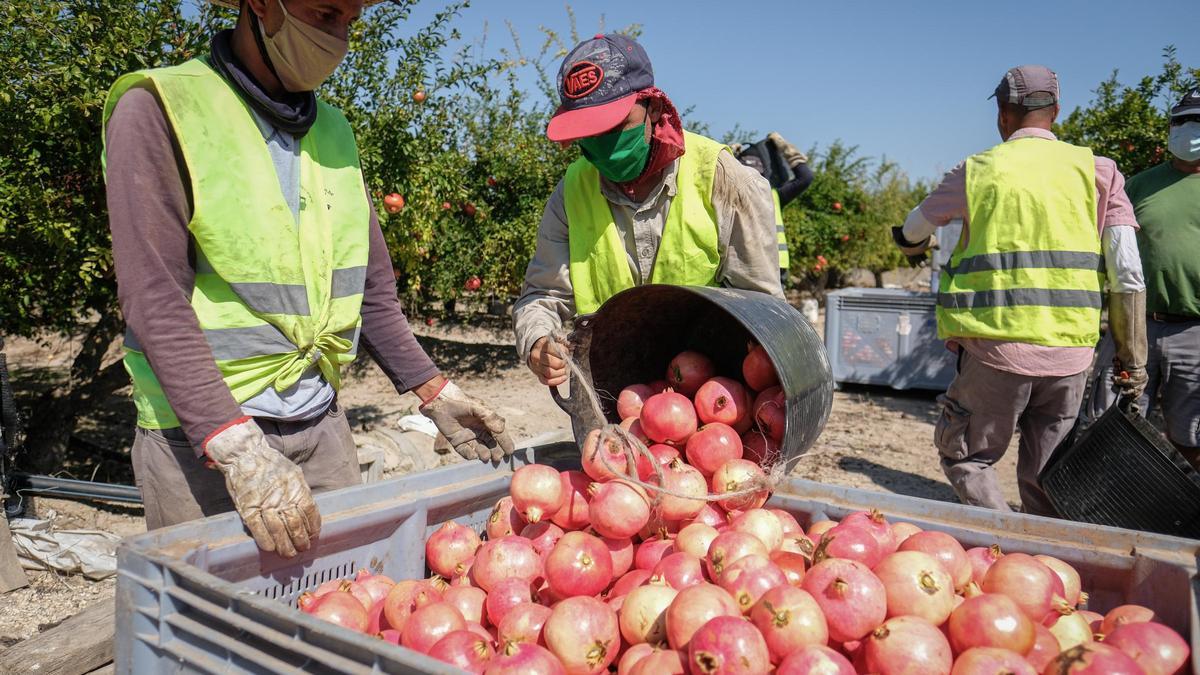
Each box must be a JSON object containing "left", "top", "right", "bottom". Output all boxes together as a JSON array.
[
  {"left": 131, "top": 401, "right": 362, "bottom": 530},
  {"left": 934, "top": 350, "right": 1087, "bottom": 516}
]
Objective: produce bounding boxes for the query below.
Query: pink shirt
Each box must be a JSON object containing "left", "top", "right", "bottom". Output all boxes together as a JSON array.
[{"left": 916, "top": 128, "right": 1139, "bottom": 377}]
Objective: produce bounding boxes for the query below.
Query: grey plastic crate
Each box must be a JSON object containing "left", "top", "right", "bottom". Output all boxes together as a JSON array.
[
  {"left": 824, "top": 288, "right": 955, "bottom": 390},
  {"left": 117, "top": 437, "right": 1200, "bottom": 674}
]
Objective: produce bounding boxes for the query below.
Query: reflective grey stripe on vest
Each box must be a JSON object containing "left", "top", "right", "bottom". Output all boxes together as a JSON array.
[
  {"left": 331, "top": 265, "right": 367, "bottom": 298},
  {"left": 945, "top": 250, "right": 1103, "bottom": 276},
  {"left": 776, "top": 225, "right": 786, "bottom": 233},
  {"left": 938, "top": 288, "right": 1103, "bottom": 310},
  {"left": 128, "top": 323, "right": 360, "bottom": 361},
  {"left": 228, "top": 281, "right": 310, "bottom": 316},
  {"left": 778, "top": 244, "right": 788, "bottom": 251}
]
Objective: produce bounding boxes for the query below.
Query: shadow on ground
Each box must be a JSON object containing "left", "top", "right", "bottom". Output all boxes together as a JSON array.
[
  {"left": 836, "top": 455, "right": 959, "bottom": 503},
  {"left": 412, "top": 334, "right": 521, "bottom": 378}
]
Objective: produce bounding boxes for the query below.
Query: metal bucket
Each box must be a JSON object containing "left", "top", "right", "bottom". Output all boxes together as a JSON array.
[{"left": 552, "top": 285, "right": 834, "bottom": 468}]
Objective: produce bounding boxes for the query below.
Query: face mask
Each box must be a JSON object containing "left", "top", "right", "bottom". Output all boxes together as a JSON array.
[
  {"left": 1167, "top": 121, "right": 1200, "bottom": 162},
  {"left": 256, "top": 0, "right": 348, "bottom": 93},
  {"left": 578, "top": 123, "right": 651, "bottom": 183}
]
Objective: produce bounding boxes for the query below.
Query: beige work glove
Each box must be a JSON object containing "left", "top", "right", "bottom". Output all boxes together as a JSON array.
[
  {"left": 420, "top": 381, "right": 515, "bottom": 462},
  {"left": 768, "top": 131, "right": 809, "bottom": 166},
  {"left": 204, "top": 418, "right": 320, "bottom": 558},
  {"left": 1108, "top": 291, "right": 1149, "bottom": 400}
]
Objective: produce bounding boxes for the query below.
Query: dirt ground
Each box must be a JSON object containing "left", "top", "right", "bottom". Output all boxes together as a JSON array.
[{"left": 0, "top": 276, "right": 1024, "bottom": 648}]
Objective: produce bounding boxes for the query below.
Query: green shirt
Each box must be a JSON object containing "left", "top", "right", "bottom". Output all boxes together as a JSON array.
[{"left": 1127, "top": 163, "right": 1200, "bottom": 318}]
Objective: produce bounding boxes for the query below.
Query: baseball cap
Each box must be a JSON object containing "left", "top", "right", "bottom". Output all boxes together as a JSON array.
[
  {"left": 990, "top": 65, "right": 1059, "bottom": 110},
  {"left": 1171, "top": 89, "right": 1200, "bottom": 118},
  {"left": 546, "top": 34, "right": 654, "bottom": 143}
]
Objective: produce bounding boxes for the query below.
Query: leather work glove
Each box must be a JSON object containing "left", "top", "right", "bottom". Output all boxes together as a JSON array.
[
  {"left": 891, "top": 226, "right": 938, "bottom": 267},
  {"left": 204, "top": 418, "right": 320, "bottom": 558},
  {"left": 768, "top": 131, "right": 809, "bottom": 166},
  {"left": 1108, "top": 291, "right": 1149, "bottom": 400},
  {"left": 420, "top": 381, "right": 516, "bottom": 462}
]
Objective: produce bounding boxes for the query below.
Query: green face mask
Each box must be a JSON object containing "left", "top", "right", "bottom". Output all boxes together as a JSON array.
[{"left": 577, "top": 123, "right": 651, "bottom": 183}]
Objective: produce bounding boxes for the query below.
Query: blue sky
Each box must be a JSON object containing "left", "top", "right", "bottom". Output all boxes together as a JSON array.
[{"left": 404, "top": 0, "right": 1198, "bottom": 182}]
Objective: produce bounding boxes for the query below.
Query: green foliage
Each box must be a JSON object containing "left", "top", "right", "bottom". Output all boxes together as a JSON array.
[{"left": 1055, "top": 46, "right": 1199, "bottom": 177}]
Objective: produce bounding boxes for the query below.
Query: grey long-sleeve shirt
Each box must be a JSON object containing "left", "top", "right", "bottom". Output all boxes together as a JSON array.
[
  {"left": 105, "top": 85, "right": 439, "bottom": 450},
  {"left": 513, "top": 150, "right": 785, "bottom": 361}
]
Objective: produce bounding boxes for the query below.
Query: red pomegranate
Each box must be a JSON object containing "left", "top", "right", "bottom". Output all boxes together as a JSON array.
[
  {"left": 635, "top": 443, "right": 680, "bottom": 480},
  {"left": 1047, "top": 610, "right": 1094, "bottom": 652},
  {"left": 588, "top": 480, "right": 651, "bottom": 539},
  {"left": 705, "top": 530, "right": 769, "bottom": 578},
  {"left": 649, "top": 458, "right": 707, "bottom": 521},
  {"left": 694, "top": 377, "right": 751, "bottom": 426},
  {"left": 863, "top": 615, "right": 953, "bottom": 675},
  {"left": 664, "top": 583, "right": 741, "bottom": 651},
  {"left": 618, "top": 582, "right": 678, "bottom": 645},
  {"left": 298, "top": 590, "right": 369, "bottom": 632},
  {"left": 581, "top": 430, "right": 630, "bottom": 482},
  {"left": 1105, "top": 620, "right": 1190, "bottom": 675},
  {"left": 443, "top": 586, "right": 487, "bottom": 626},
  {"left": 840, "top": 509, "right": 897, "bottom": 554},
  {"left": 1034, "top": 554, "right": 1082, "bottom": 608},
  {"left": 486, "top": 496, "right": 526, "bottom": 539},
  {"left": 640, "top": 391, "right": 699, "bottom": 444},
  {"left": 485, "top": 577, "right": 532, "bottom": 626},
  {"left": 616, "top": 643, "right": 656, "bottom": 675},
  {"left": 950, "top": 647, "right": 1037, "bottom": 675},
  {"left": 470, "top": 536, "right": 541, "bottom": 592},
  {"left": 652, "top": 552, "right": 706, "bottom": 590},
  {"left": 543, "top": 596, "right": 620, "bottom": 674},
  {"left": 780, "top": 532, "right": 817, "bottom": 558},
  {"left": 400, "top": 602, "right": 467, "bottom": 654},
  {"left": 675, "top": 522, "right": 719, "bottom": 559},
  {"left": 873, "top": 550, "right": 956, "bottom": 625},
  {"left": 544, "top": 531, "right": 613, "bottom": 599},
  {"left": 483, "top": 641, "right": 566, "bottom": 675},
  {"left": 776, "top": 645, "right": 855, "bottom": 674},
  {"left": 426, "top": 520, "right": 483, "bottom": 579},
  {"left": 743, "top": 344, "right": 780, "bottom": 392},
  {"left": 551, "top": 470, "right": 592, "bottom": 530},
  {"left": 496, "top": 601, "right": 552, "bottom": 646},
  {"left": 741, "top": 431, "right": 781, "bottom": 464},
  {"left": 947, "top": 593, "right": 1035, "bottom": 655},
  {"left": 687, "top": 615, "right": 771, "bottom": 674},
  {"left": 981, "top": 553, "right": 1060, "bottom": 622},
  {"left": 749, "top": 585, "right": 828, "bottom": 663},
  {"left": 634, "top": 537, "right": 677, "bottom": 571},
  {"left": 665, "top": 351, "right": 716, "bottom": 397},
  {"left": 353, "top": 569, "right": 396, "bottom": 605},
  {"left": 800, "top": 558, "right": 887, "bottom": 643},
  {"left": 729, "top": 508, "right": 784, "bottom": 552},
  {"left": 753, "top": 387, "right": 787, "bottom": 443},
  {"left": 609, "top": 568, "right": 653, "bottom": 598},
  {"left": 890, "top": 521, "right": 923, "bottom": 544},
  {"left": 622, "top": 417, "right": 651, "bottom": 445},
  {"left": 617, "top": 384, "right": 655, "bottom": 421},
  {"left": 898, "top": 530, "right": 972, "bottom": 591},
  {"left": 381, "top": 579, "right": 442, "bottom": 633},
  {"left": 814, "top": 522, "right": 884, "bottom": 568},
  {"left": 769, "top": 509, "right": 803, "bottom": 535},
  {"left": 718, "top": 553, "right": 788, "bottom": 613},
  {"left": 1025, "top": 624, "right": 1061, "bottom": 672},
  {"left": 965, "top": 545, "right": 1003, "bottom": 586},
  {"left": 689, "top": 502, "right": 728, "bottom": 529},
  {"left": 1043, "top": 642, "right": 1146, "bottom": 674},
  {"left": 1100, "top": 604, "right": 1156, "bottom": 636},
  {"left": 510, "top": 464, "right": 565, "bottom": 523},
  {"left": 522, "top": 521, "right": 565, "bottom": 562},
  {"left": 685, "top": 423, "right": 744, "bottom": 477},
  {"left": 710, "top": 459, "right": 769, "bottom": 511},
  {"left": 628, "top": 649, "right": 685, "bottom": 675},
  {"left": 602, "top": 535, "right": 634, "bottom": 578},
  {"left": 772, "top": 550, "right": 809, "bottom": 586},
  {"left": 428, "top": 630, "right": 495, "bottom": 673},
  {"left": 807, "top": 520, "right": 838, "bottom": 541}
]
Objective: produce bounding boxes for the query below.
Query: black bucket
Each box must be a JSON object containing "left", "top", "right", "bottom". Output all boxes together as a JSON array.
[
  {"left": 551, "top": 285, "right": 834, "bottom": 468},
  {"left": 1039, "top": 398, "right": 1200, "bottom": 538}
]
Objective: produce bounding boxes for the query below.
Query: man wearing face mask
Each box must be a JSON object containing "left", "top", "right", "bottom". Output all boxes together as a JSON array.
[
  {"left": 893, "top": 65, "right": 1147, "bottom": 515},
  {"left": 102, "top": 0, "right": 514, "bottom": 559},
  {"left": 514, "top": 34, "right": 784, "bottom": 387},
  {"left": 1087, "top": 90, "right": 1200, "bottom": 462}
]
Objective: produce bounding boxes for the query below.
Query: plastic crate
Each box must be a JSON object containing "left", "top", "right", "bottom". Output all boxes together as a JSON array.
[
  {"left": 1040, "top": 401, "right": 1200, "bottom": 538},
  {"left": 117, "top": 436, "right": 1200, "bottom": 674},
  {"left": 824, "top": 288, "right": 955, "bottom": 390}
]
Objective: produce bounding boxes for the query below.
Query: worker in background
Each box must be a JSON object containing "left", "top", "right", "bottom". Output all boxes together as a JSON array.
[
  {"left": 104, "top": 0, "right": 513, "bottom": 558},
  {"left": 893, "top": 65, "right": 1147, "bottom": 515},
  {"left": 736, "top": 133, "right": 815, "bottom": 288},
  {"left": 515, "top": 34, "right": 783, "bottom": 387},
  {"left": 1087, "top": 89, "right": 1200, "bottom": 463}
]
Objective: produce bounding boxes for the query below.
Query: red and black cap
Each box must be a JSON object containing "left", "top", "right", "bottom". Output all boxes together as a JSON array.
[{"left": 546, "top": 33, "right": 654, "bottom": 143}]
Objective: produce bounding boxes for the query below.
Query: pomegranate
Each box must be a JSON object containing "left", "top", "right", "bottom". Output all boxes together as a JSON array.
[
  {"left": 780, "top": 532, "right": 817, "bottom": 558},
  {"left": 710, "top": 459, "right": 769, "bottom": 511},
  {"left": 947, "top": 593, "right": 1035, "bottom": 655},
  {"left": 729, "top": 508, "right": 784, "bottom": 552},
  {"left": 510, "top": 464, "right": 565, "bottom": 523},
  {"left": 522, "top": 522, "right": 566, "bottom": 563},
  {"left": 648, "top": 379, "right": 670, "bottom": 393},
  {"left": 965, "top": 545, "right": 1003, "bottom": 585},
  {"left": 801, "top": 558, "right": 887, "bottom": 643},
  {"left": 898, "top": 530, "right": 972, "bottom": 591},
  {"left": 618, "top": 582, "right": 678, "bottom": 645},
  {"left": 587, "top": 480, "right": 650, "bottom": 539},
  {"left": 1034, "top": 555, "right": 1082, "bottom": 608},
  {"left": 665, "top": 350, "right": 716, "bottom": 397},
  {"left": 741, "top": 431, "right": 781, "bottom": 464},
  {"left": 484, "top": 641, "right": 566, "bottom": 675},
  {"left": 629, "top": 649, "right": 686, "bottom": 675},
  {"left": 640, "top": 391, "right": 699, "bottom": 444},
  {"left": 814, "top": 523, "right": 884, "bottom": 568},
  {"left": 664, "top": 583, "right": 741, "bottom": 650},
  {"left": 1043, "top": 642, "right": 1145, "bottom": 674},
  {"left": 465, "top": 621, "right": 492, "bottom": 642},
  {"left": 552, "top": 470, "right": 592, "bottom": 531},
  {"left": 341, "top": 580, "right": 375, "bottom": 610},
  {"left": 772, "top": 550, "right": 809, "bottom": 586},
  {"left": 609, "top": 569, "right": 653, "bottom": 597},
  {"left": 890, "top": 521, "right": 923, "bottom": 544},
  {"left": 486, "top": 496, "right": 526, "bottom": 539},
  {"left": 635, "top": 444, "right": 680, "bottom": 480},
  {"left": 543, "top": 596, "right": 620, "bottom": 674},
  {"left": 652, "top": 552, "right": 706, "bottom": 590},
  {"left": 754, "top": 387, "right": 787, "bottom": 443},
  {"left": 749, "top": 585, "right": 828, "bottom": 663},
  {"left": 485, "top": 577, "right": 532, "bottom": 626},
  {"left": 444, "top": 586, "right": 487, "bottom": 626},
  {"left": 644, "top": 458, "right": 705, "bottom": 521},
  {"left": 618, "top": 384, "right": 654, "bottom": 421},
  {"left": 602, "top": 535, "right": 634, "bottom": 578},
  {"left": 1078, "top": 609, "right": 1103, "bottom": 634},
  {"left": 706, "top": 530, "right": 769, "bottom": 578},
  {"left": 617, "top": 644, "right": 657, "bottom": 675},
  {"left": 354, "top": 569, "right": 396, "bottom": 605},
  {"left": 718, "top": 553, "right": 788, "bottom": 613},
  {"left": 676, "top": 522, "right": 719, "bottom": 559},
  {"left": 639, "top": 517, "right": 682, "bottom": 541},
  {"left": 400, "top": 602, "right": 467, "bottom": 654},
  {"left": 1105, "top": 620, "right": 1190, "bottom": 675},
  {"left": 471, "top": 536, "right": 541, "bottom": 592},
  {"left": 1047, "top": 611, "right": 1093, "bottom": 652},
  {"left": 777, "top": 645, "right": 855, "bottom": 674},
  {"left": 769, "top": 509, "right": 803, "bottom": 535},
  {"left": 687, "top": 615, "right": 771, "bottom": 674},
  {"left": 873, "top": 550, "right": 956, "bottom": 625},
  {"left": 367, "top": 599, "right": 389, "bottom": 633},
  {"left": 1101, "top": 604, "right": 1156, "bottom": 636},
  {"left": 841, "top": 509, "right": 897, "bottom": 554},
  {"left": 581, "top": 430, "right": 630, "bottom": 482},
  {"left": 424, "top": 520, "right": 482, "bottom": 579},
  {"left": 545, "top": 531, "right": 614, "bottom": 599},
  {"left": 690, "top": 502, "right": 728, "bottom": 529},
  {"left": 949, "top": 647, "right": 1037, "bottom": 675},
  {"left": 742, "top": 344, "right": 780, "bottom": 391},
  {"left": 496, "top": 601, "right": 552, "bottom": 646},
  {"left": 808, "top": 520, "right": 838, "bottom": 541},
  {"left": 378, "top": 628, "right": 401, "bottom": 644},
  {"left": 685, "top": 423, "right": 744, "bottom": 477},
  {"left": 981, "top": 553, "right": 1059, "bottom": 622},
  {"left": 634, "top": 537, "right": 676, "bottom": 571},
  {"left": 694, "top": 378, "right": 751, "bottom": 426},
  {"left": 428, "top": 630, "right": 495, "bottom": 673},
  {"left": 299, "top": 590, "right": 369, "bottom": 632},
  {"left": 382, "top": 579, "right": 442, "bottom": 632},
  {"left": 864, "top": 615, "right": 953, "bottom": 675},
  {"left": 1026, "top": 624, "right": 1061, "bottom": 672},
  {"left": 623, "top": 417, "right": 651, "bottom": 446}
]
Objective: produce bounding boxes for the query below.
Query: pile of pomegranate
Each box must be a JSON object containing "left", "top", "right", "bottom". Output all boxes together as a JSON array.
[{"left": 293, "top": 348, "right": 1192, "bottom": 674}]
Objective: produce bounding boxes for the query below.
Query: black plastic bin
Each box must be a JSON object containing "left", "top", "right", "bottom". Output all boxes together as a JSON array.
[{"left": 1040, "top": 400, "right": 1200, "bottom": 538}]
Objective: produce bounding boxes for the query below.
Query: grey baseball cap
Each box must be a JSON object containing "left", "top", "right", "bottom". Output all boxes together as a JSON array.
[
  {"left": 990, "top": 65, "right": 1059, "bottom": 110},
  {"left": 546, "top": 34, "right": 655, "bottom": 142},
  {"left": 1171, "top": 89, "right": 1200, "bottom": 118}
]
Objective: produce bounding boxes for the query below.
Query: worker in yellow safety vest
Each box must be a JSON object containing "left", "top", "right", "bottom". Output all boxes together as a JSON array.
[
  {"left": 893, "top": 65, "right": 1148, "bottom": 516},
  {"left": 515, "top": 34, "right": 785, "bottom": 386},
  {"left": 103, "top": 0, "right": 513, "bottom": 558},
  {"left": 735, "top": 133, "right": 815, "bottom": 288}
]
